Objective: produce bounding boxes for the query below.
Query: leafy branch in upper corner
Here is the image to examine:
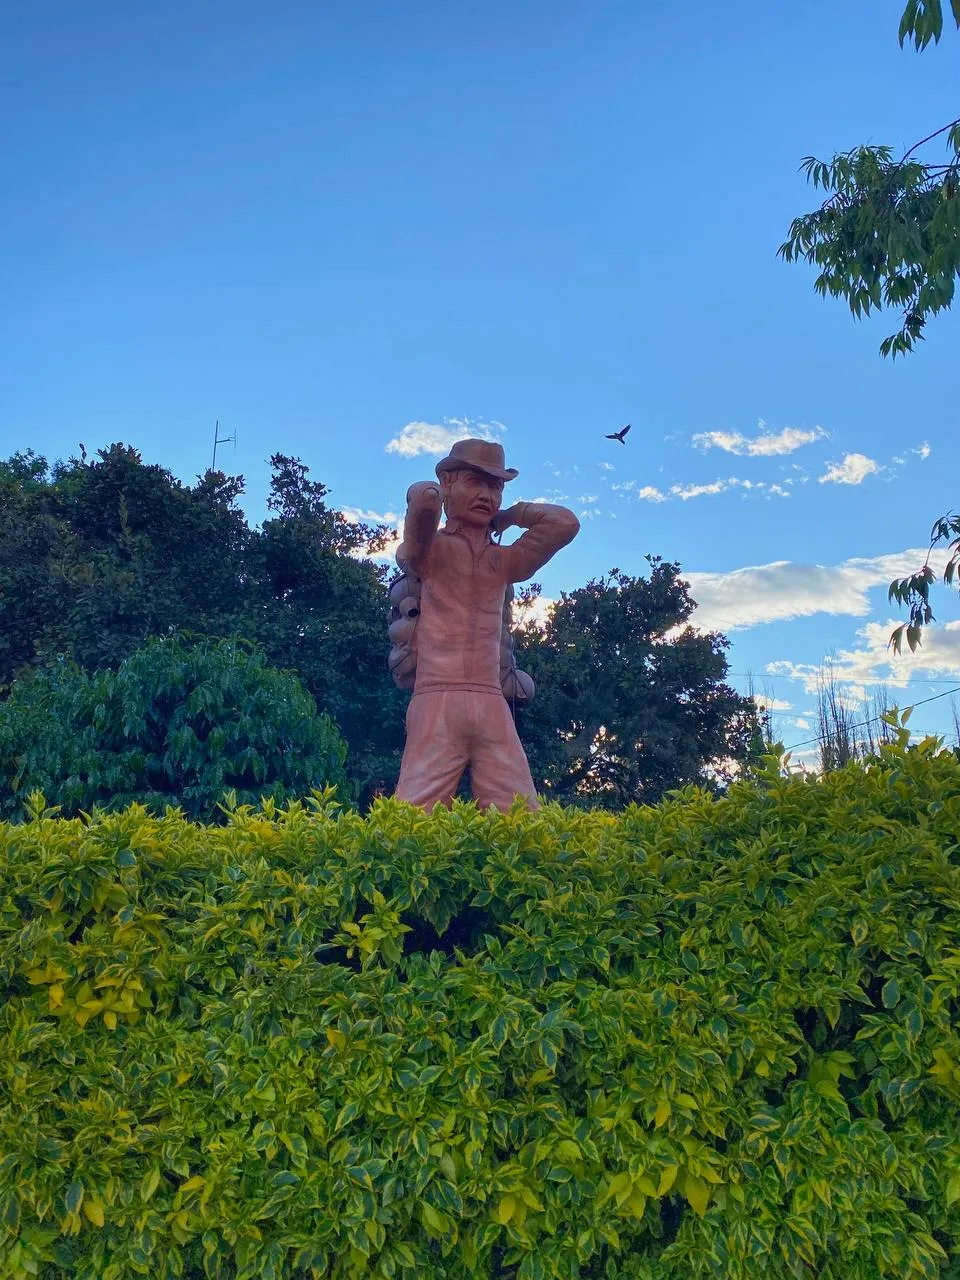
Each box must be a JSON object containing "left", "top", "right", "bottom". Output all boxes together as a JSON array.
[
  {"left": 780, "top": 0, "right": 960, "bottom": 655},
  {"left": 779, "top": 121, "right": 960, "bottom": 358},
  {"left": 779, "top": 1, "right": 960, "bottom": 357}
]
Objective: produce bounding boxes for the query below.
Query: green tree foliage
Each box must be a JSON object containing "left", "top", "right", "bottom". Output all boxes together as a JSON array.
[
  {"left": 1, "top": 728, "right": 959, "bottom": 1278},
  {"left": 0, "top": 446, "right": 251, "bottom": 679},
  {"left": 0, "top": 636, "right": 348, "bottom": 822},
  {"left": 242, "top": 455, "right": 406, "bottom": 798},
  {"left": 888, "top": 512, "right": 960, "bottom": 653},
  {"left": 0, "top": 445, "right": 403, "bottom": 801},
  {"left": 515, "top": 561, "right": 761, "bottom": 807},
  {"left": 779, "top": 0, "right": 960, "bottom": 653},
  {"left": 779, "top": 3, "right": 960, "bottom": 359}
]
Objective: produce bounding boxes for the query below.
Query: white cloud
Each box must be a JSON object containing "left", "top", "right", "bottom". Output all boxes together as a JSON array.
[
  {"left": 752, "top": 695, "right": 793, "bottom": 712},
  {"left": 341, "top": 506, "right": 400, "bottom": 525},
  {"left": 385, "top": 417, "right": 505, "bottom": 458},
  {"left": 580, "top": 495, "right": 598, "bottom": 504},
  {"left": 913, "top": 442, "right": 932, "bottom": 460},
  {"left": 819, "top": 452, "right": 880, "bottom": 485},
  {"left": 611, "top": 474, "right": 785, "bottom": 505},
  {"left": 767, "top": 619, "right": 960, "bottom": 695},
  {"left": 685, "top": 547, "right": 949, "bottom": 632},
  {"left": 693, "top": 423, "right": 826, "bottom": 457},
  {"left": 671, "top": 479, "right": 727, "bottom": 500},
  {"left": 599, "top": 461, "right": 615, "bottom": 472},
  {"left": 341, "top": 506, "right": 403, "bottom": 563}
]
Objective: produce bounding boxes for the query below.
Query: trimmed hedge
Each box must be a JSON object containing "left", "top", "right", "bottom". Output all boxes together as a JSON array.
[{"left": 1, "top": 732, "right": 960, "bottom": 1279}]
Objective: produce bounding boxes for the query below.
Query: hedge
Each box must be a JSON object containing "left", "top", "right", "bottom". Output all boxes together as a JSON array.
[{"left": 1, "top": 730, "right": 959, "bottom": 1279}]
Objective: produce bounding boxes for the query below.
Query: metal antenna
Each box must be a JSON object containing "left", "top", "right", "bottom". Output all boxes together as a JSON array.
[{"left": 211, "top": 419, "right": 236, "bottom": 471}]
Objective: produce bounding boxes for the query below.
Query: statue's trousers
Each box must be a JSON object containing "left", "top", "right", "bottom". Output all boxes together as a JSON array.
[{"left": 394, "top": 686, "right": 539, "bottom": 811}]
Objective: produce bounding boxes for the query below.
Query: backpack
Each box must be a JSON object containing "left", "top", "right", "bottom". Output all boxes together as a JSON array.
[{"left": 387, "top": 543, "right": 535, "bottom": 703}]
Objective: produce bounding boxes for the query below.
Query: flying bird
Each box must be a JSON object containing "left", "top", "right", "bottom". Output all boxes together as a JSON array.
[{"left": 605, "top": 424, "right": 631, "bottom": 444}]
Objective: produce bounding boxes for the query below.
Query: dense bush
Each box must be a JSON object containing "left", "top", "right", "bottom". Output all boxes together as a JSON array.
[
  {"left": 0, "top": 636, "right": 349, "bottom": 822},
  {"left": 1, "top": 729, "right": 959, "bottom": 1279}
]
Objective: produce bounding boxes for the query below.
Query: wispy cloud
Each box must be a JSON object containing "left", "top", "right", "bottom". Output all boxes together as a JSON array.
[
  {"left": 819, "top": 452, "right": 880, "bottom": 485},
  {"left": 890, "top": 442, "right": 931, "bottom": 471},
  {"left": 672, "top": 480, "right": 726, "bottom": 500},
  {"left": 685, "top": 548, "right": 949, "bottom": 632},
  {"left": 693, "top": 422, "right": 826, "bottom": 457},
  {"left": 385, "top": 417, "right": 505, "bottom": 458},
  {"left": 767, "top": 619, "right": 960, "bottom": 695},
  {"left": 638, "top": 485, "right": 667, "bottom": 503},
  {"left": 666, "top": 477, "right": 790, "bottom": 502},
  {"left": 599, "top": 461, "right": 615, "bottom": 472}
]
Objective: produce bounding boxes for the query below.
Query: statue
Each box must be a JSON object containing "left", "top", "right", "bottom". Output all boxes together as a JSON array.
[{"left": 389, "top": 438, "right": 580, "bottom": 811}]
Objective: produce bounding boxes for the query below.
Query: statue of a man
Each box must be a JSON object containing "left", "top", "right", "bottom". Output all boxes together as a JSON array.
[{"left": 393, "top": 439, "right": 579, "bottom": 811}]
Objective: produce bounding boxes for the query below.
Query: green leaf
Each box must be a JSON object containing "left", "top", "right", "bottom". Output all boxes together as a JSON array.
[
  {"left": 0, "top": 1193, "right": 20, "bottom": 1230},
  {"left": 334, "top": 1102, "right": 360, "bottom": 1133},
  {"left": 491, "top": 1014, "right": 509, "bottom": 1050}
]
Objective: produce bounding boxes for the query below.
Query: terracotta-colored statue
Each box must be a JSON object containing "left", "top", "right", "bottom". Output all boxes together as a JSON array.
[{"left": 391, "top": 438, "right": 579, "bottom": 811}]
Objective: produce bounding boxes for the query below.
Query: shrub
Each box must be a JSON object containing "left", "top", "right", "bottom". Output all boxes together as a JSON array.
[
  {"left": 1, "top": 729, "right": 959, "bottom": 1278},
  {"left": 0, "top": 636, "right": 350, "bottom": 822}
]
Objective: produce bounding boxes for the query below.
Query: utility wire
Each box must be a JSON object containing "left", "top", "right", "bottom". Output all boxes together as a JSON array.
[{"left": 782, "top": 685, "right": 960, "bottom": 754}]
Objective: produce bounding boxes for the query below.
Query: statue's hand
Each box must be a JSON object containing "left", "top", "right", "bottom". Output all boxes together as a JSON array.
[
  {"left": 406, "top": 481, "right": 441, "bottom": 507},
  {"left": 490, "top": 504, "right": 520, "bottom": 535}
]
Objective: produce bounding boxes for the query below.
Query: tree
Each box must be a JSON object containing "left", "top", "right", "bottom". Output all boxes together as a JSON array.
[
  {"left": 780, "top": 2, "right": 960, "bottom": 359},
  {"left": 0, "top": 445, "right": 405, "bottom": 802},
  {"left": 0, "top": 444, "right": 251, "bottom": 680},
  {"left": 0, "top": 635, "right": 349, "bottom": 821},
  {"left": 814, "top": 669, "right": 896, "bottom": 774},
  {"left": 514, "top": 560, "right": 762, "bottom": 808},
  {"left": 779, "top": 0, "right": 959, "bottom": 650},
  {"left": 242, "top": 455, "right": 407, "bottom": 800}
]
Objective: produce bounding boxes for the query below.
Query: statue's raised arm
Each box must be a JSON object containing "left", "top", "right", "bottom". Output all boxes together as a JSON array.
[
  {"left": 493, "top": 500, "right": 580, "bottom": 583},
  {"left": 401, "top": 480, "right": 443, "bottom": 577}
]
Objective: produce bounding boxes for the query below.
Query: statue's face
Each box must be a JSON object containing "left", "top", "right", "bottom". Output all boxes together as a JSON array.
[{"left": 441, "top": 468, "right": 504, "bottom": 529}]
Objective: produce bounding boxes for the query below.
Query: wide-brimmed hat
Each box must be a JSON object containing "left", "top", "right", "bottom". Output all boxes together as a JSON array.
[{"left": 435, "top": 438, "right": 518, "bottom": 482}]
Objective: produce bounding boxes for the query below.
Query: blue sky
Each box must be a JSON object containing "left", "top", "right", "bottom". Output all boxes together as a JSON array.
[{"left": 2, "top": 0, "right": 958, "bottom": 758}]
